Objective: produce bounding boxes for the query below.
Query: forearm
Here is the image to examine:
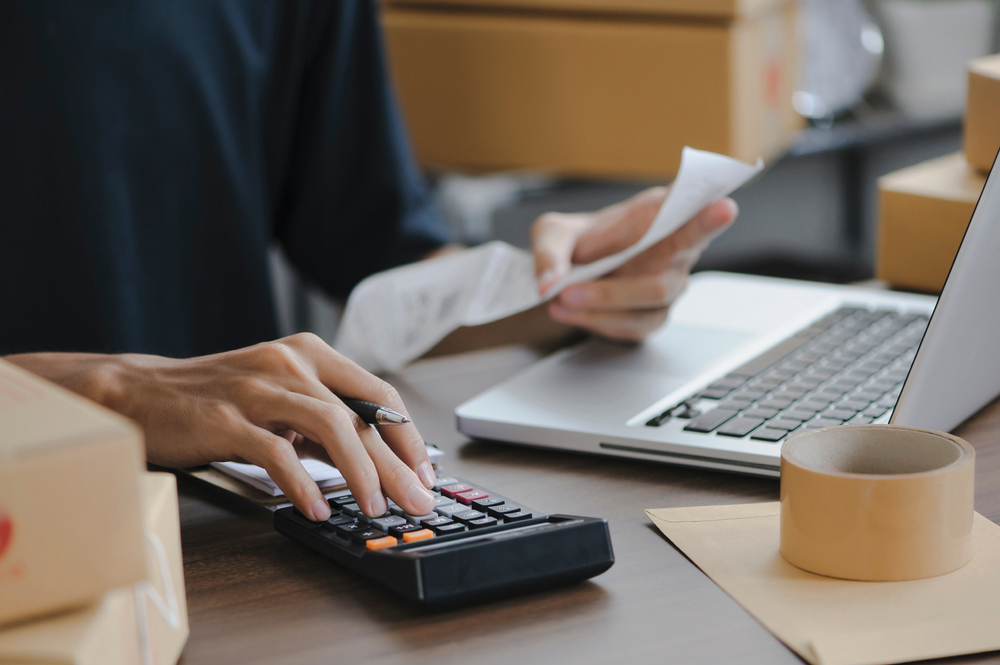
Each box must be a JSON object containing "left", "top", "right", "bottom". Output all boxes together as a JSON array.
[{"left": 3, "top": 352, "right": 124, "bottom": 409}]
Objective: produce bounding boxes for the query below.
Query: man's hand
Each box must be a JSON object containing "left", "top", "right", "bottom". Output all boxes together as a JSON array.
[
  {"left": 5, "top": 334, "right": 438, "bottom": 522},
  {"left": 531, "top": 188, "right": 738, "bottom": 341}
]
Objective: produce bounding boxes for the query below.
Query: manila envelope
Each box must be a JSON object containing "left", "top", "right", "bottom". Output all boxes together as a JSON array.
[{"left": 645, "top": 502, "right": 1000, "bottom": 665}]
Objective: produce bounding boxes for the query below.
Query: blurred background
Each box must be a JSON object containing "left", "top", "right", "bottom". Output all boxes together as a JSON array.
[{"left": 273, "top": 0, "right": 1000, "bottom": 342}]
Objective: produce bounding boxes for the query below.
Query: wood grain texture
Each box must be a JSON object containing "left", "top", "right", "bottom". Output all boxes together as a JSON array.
[{"left": 176, "top": 348, "right": 1000, "bottom": 665}]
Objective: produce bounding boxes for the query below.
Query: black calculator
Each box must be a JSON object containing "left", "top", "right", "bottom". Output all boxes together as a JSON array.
[{"left": 274, "top": 474, "right": 615, "bottom": 607}]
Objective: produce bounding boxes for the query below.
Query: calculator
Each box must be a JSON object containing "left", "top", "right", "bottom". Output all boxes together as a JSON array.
[{"left": 274, "top": 474, "right": 615, "bottom": 607}]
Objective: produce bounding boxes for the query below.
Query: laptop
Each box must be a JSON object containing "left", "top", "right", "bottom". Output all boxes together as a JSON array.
[{"left": 455, "top": 152, "right": 1000, "bottom": 477}]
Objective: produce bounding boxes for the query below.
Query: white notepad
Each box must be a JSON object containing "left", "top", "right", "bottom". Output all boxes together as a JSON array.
[{"left": 211, "top": 446, "right": 445, "bottom": 497}]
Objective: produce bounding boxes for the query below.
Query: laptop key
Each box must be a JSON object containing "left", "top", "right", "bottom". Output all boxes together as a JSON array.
[
  {"left": 683, "top": 408, "right": 739, "bottom": 433},
  {"left": 767, "top": 418, "right": 801, "bottom": 431},
  {"left": 698, "top": 388, "right": 731, "bottom": 400},
  {"left": 716, "top": 417, "right": 765, "bottom": 437},
  {"left": 837, "top": 399, "right": 870, "bottom": 411},
  {"left": 824, "top": 408, "right": 857, "bottom": 421},
  {"left": 805, "top": 417, "right": 843, "bottom": 429},
  {"left": 758, "top": 398, "right": 793, "bottom": 410},
  {"left": 864, "top": 406, "right": 889, "bottom": 418},
  {"left": 744, "top": 407, "right": 778, "bottom": 419},
  {"left": 750, "top": 428, "right": 787, "bottom": 442},
  {"left": 730, "top": 388, "right": 766, "bottom": 402},
  {"left": 778, "top": 409, "right": 815, "bottom": 422},
  {"left": 709, "top": 377, "right": 746, "bottom": 391}
]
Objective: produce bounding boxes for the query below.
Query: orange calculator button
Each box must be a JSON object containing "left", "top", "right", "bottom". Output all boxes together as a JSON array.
[
  {"left": 366, "top": 536, "right": 398, "bottom": 551},
  {"left": 402, "top": 529, "right": 434, "bottom": 543}
]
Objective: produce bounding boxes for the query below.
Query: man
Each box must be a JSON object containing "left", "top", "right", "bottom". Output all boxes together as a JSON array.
[{"left": 1, "top": 1, "right": 736, "bottom": 522}]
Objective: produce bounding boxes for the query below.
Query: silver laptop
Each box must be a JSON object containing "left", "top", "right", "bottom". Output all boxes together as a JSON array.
[{"left": 456, "top": 153, "right": 1000, "bottom": 477}]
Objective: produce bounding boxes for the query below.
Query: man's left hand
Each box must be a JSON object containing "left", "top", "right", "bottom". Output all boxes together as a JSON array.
[{"left": 531, "top": 187, "right": 738, "bottom": 341}]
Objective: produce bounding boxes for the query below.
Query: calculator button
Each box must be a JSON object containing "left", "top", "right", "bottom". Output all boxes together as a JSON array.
[
  {"left": 433, "top": 496, "right": 455, "bottom": 509},
  {"left": 388, "top": 523, "right": 423, "bottom": 538},
  {"left": 335, "top": 522, "right": 367, "bottom": 538},
  {"left": 342, "top": 503, "right": 363, "bottom": 518},
  {"left": 471, "top": 498, "right": 504, "bottom": 512},
  {"left": 435, "top": 523, "right": 467, "bottom": 536},
  {"left": 373, "top": 515, "right": 407, "bottom": 532},
  {"left": 406, "top": 512, "right": 437, "bottom": 526},
  {"left": 503, "top": 511, "right": 532, "bottom": 523},
  {"left": 320, "top": 516, "right": 354, "bottom": 530},
  {"left": 433, "top": 477, "right": 459, "bottom": 490},
  {"left": 456, "top": 490, "right": 489, "bottom": 505},
  {"left": 365, "top": 536, "right": 398, "bottom": 551},
  {"left": 402, "top": 529, "right": 435, "bottom": 543},
  {"left": 389, "top": 505, "right": 408, "bottom": 517},
  {"left": 421, "top": 516, "right": 454, "bottom": 531},
  {"left": 440, "top": 483, "right": 475, "bottom": 498},
  {"left": 454, "top": 510, "right": 485, "bottom": 525},
  {"left": 469, "top": 517, "right": 498, "bottom": 529},
  {"left": 434, "top": 504, "right": 469, "bottom": 518},
  {"left": 330, "top": 495, "right": 356, "bottom": 508},
  {"left": 351, "top": 529, "right": 387, "bottom": 544},
  {"left": 486, "top": 504, "right": 521, "bottom": 519}
]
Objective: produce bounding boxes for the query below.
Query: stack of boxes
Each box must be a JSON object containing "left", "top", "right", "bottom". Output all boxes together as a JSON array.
[
  {"left": 0, "top": 359, "right": 188, "bottom": 664},
  {"left": 876, "top": 54, "right": 1000, "bottom": 293}
]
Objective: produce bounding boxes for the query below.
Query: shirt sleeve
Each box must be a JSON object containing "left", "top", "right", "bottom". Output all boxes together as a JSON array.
[{"left": 268, "top": 0, "right": 451, "bottom": 301}]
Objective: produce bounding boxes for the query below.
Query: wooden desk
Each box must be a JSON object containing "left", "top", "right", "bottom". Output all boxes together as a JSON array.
[{"left": 175, "top": 347, "right": 1000, "bottom": 664}]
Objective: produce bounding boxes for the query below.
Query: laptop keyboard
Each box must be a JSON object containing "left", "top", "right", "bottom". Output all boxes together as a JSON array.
[{"left": 645, "top": 306, "right": 930, "bottom": 442}]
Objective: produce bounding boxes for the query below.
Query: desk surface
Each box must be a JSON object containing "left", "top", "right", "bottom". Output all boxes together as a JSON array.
[{"left": 176, "top": 346, "right": 1000, "bottom": 665}]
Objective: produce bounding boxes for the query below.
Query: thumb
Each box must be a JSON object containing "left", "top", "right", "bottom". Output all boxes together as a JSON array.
[{"left": 530, "top": 212, "right": 590, "bottom": 296}]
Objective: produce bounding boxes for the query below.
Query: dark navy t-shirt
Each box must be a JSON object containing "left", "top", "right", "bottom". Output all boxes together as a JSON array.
[{"left": 0, "top": 1, "right": 449, "bottom": 357}]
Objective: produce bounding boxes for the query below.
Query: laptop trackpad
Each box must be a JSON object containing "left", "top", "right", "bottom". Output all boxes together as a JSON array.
[{"left": 511, "top": 324, "right": 752, "bottom": 424}]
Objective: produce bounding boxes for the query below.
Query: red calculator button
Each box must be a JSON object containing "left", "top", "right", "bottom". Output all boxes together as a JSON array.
[
  {"left": 440, "top": 483, "right": 474, "bottom": 498},
  {"left": 456, "top": 489, "right": 489, "bottom": 505}
]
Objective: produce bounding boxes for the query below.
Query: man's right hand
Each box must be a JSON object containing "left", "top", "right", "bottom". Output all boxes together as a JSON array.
[{"left": 5, "top": 333, "right": 438, "bottom": 522}]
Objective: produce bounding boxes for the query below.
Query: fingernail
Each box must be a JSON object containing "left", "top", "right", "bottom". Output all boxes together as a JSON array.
[
  {"left": 369, "top": 492, "right": 388, "bottom": 517},
  {"left": 561, "top": 287, "right": 588, "bottom": 306},
  {"left": 408, "top": 483, "right": 435, "bottom": 514},
  {"left": 311, "top": 498, "right": 331, "bottom": 522},
  {"left": 417, "top": 461, "right": 437, "bottom": 488},
  {"left": 549, "top": 302, "right": 572, "bottom": 321}
]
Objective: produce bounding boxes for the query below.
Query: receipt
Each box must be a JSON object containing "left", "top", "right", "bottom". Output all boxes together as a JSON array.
[{"left": 336, "top": 148, "right": 763, "bottom": 371}]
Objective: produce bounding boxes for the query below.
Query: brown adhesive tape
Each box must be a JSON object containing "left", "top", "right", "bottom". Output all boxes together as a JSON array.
[{"left": 780, "top": 425, "right": 975, "bottom": 581}]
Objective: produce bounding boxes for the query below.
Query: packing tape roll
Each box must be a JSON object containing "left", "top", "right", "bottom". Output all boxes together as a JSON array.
[{"left": 780, "top": 425, "right": 975, "bottom": 581}]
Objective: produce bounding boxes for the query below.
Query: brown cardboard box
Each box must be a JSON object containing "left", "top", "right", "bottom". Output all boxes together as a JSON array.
[
  {"left": 0, "top": 360, "right": 147, "bottom": 625},
  {"left": 387, "top": 0, "right": 782, "bottom": 19},
  {"left": 0, "top": 473, "right": 189, "bottom": 665},
  {"left": 876, "top": 152, "right": 986, "bottom": 293},
  {"left": 381, "top": 0, "right": 801, "bottom": 178},
  {"left": 964, "top": 54, "right": 1000, "bottom": 174}
]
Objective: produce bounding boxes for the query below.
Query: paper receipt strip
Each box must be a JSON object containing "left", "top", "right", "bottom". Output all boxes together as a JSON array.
[{"left": 335, "top": 148, "right": 763, "bottom": 372}]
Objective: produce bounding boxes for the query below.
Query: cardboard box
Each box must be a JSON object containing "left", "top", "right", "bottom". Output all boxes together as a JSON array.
[
  {"left": 964, "top": 54, "right": 1000, "bottom": 174},
  {"left": 382, "top": 0, "right": 802, "bottom": 178},
  {"left": 876, "top": 152, "right": 986, "bottom": 293},
  {"left": 0, "top": 360, "right": 147, "bottom": 625},
  {"left": 0, "top": 473, "right": 189, "bottom": 665}
]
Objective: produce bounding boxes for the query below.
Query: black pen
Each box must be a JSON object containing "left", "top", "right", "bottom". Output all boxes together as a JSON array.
[{"left": 340, "top": 397, "right": 410, "bottom": 426}]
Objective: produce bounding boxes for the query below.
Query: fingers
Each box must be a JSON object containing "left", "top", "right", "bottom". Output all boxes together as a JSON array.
[
  {"left": 278, "top": 334, "right": 436, "bottom": 489},
  {"left": 248, "top": 388, "right": 435, "bottom": 517},
  {"left": 570, "top": 187, "right": 669, "bottom": 265},
  {"left": 548, "top": 300, "right": 670, "bottom": 342},
  {"left": 530, "top": 212, "right": 591, "bottom": 295},
  {"left": 238, "top": 428, "right": 332, "bottom": 522},
  {"left": 557, "top": 270, "right": 689, "bottom": 312},
  {"left": 615, "top": 198, "right": 737, "bottom": 277}
]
